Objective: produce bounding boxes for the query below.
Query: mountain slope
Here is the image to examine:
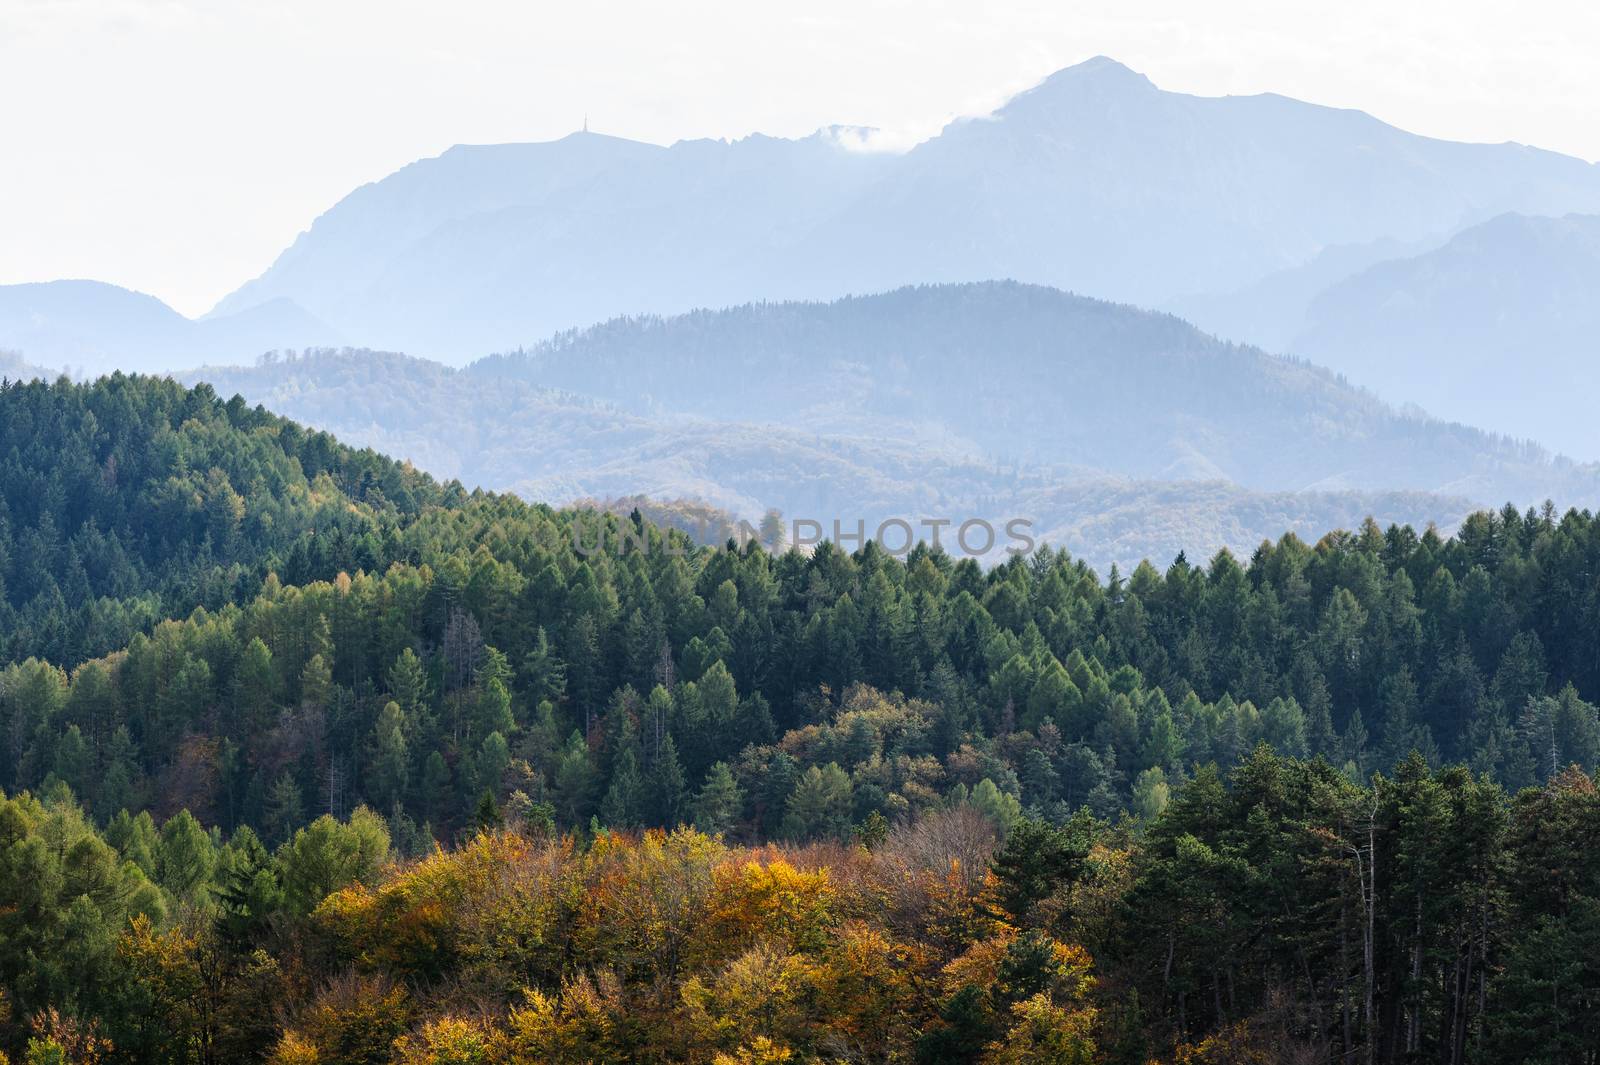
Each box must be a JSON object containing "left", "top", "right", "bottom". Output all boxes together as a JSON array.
[
  {"left": 0, "top": 280, "right": 341, "bottom": 376},
  {"left": 0, "top": 371, "right": 448, "bottom": 664},
  {"left": 186, "top": 281, "right": 1600, "bottom": 570},
  {"left": 1165, "top": 232, "right": 1446, "bottom": 356},
  {"left": 1289, "top": 212, "right": 1600, "bottom": 460},
  {"left": 784, "top": 59, "right": 1600, "bottom": 312},
  {"left": 190, "top": 346, "right": 1480, "bottom": 572},
  {"left": 472, "top": 282, "right": 1594, "bottom": 504},
  {"left": 212, "top": 130, "right": 894, "bottom": 357},
  {"left": 205, "top": 57, "right": 1600, "bottom": 363}
]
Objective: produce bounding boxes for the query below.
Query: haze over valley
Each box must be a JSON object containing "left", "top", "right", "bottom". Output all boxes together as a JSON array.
[{"left": 5, "top": 58, "right": 1600, "bottom": 569}]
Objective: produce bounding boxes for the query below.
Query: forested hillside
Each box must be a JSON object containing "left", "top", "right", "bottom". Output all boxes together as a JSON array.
[
  {"left": 187, "top": 342, "right": 1487, "bottom": 573},
  {"left": 0, "top": 373, "right": 454, "bottom": 666},
  {"left": 6, "top": 753, "right": 1600, "bottom": 1063},
  {"left": 8, "top": 377, "right": 1594, "bottom": 838},
  {"left": 4, "top": 375, "right": 1600, "bottom": 1061}
]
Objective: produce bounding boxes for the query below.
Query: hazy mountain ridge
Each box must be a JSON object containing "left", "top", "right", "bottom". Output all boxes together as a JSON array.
[
  {"left": 1166, "top": 232, "right": 1447, "bottom": 354},
  {"left": 0, "top": 279, "right": 340, "bottom": 376},
  {"left": 213, "top": 129, "right": 895, "bottom": 357},
  {"left": 202, "top": 56, "right": 1600, "bottom": 364},
  {"left": 472, "top": 282, "right": 1595, "bottom": 503},
  {"left": 183, "top": 281, "right": 1585, "bottom": 571},
  {"left": 8, "top": 61, "right": 1597, "bottom": 563},
  {"left": 1289, "top": 212, "right": 1600, "bottom": 459}
]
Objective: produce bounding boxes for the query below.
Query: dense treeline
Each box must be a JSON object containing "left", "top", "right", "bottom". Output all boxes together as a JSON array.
[
  {"left": 4, "top": 751, "right": 1598, "bottom": 1062},
  {"left": 0, "top": 373, "right": 454, "bottom": 667},
  {"left": 3, "top": 469, "right": 1598, "bottom": 847},
  {"left": 3, "top": 375, "right": 1600, "bottom": 1060}
]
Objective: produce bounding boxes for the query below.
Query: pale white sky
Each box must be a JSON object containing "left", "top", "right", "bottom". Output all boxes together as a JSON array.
[{"left": 3, "top": 0, "right": 1598, "bottom": 317}]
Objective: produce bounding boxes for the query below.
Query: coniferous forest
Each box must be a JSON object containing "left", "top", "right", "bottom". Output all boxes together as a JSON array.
[{"left": 3, "top": 373, "right": 1600, "bottom": 1063}]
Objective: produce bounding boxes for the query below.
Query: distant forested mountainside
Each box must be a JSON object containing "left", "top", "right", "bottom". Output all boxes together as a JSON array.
[
  {"left": 202, "top": 58, "right": 1600, "bottom": 363},
  {"left": 1290, "top": 212, "right": 1600, "bottom": 459},
  {"left": 0, "top": 373, "right": 454, "bottom": 665},
  {"left": 188, "top": 340, "right": 1481, "bottom": 573},
  {"left": 473, "top": 282, "right": 1593, "bottom": 500},
  {"left": 1176, "top": 212, "right": 1600, "bottom": 461},
  {"left": 4, "top": 376, "right": 1600, "bottom": 1060},
  {"left": 189, "top": 284, "right": 1588, "bottom": 569},
  {"left": 0, "top": 280, "right": 340, "bottom": 376}
]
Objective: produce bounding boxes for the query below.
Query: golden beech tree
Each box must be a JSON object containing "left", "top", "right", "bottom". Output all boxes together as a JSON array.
[
  {"left": 696, "top": 857, "right": 836, "bottom": 961},
  {"left": 575, "top": 828, "right": 721, "bottom": 983},
  {"left": 391, "top": 1017, "right": 491, "bottom": 1065},
  {"left": 494, "top": 976, "right": 627, "bottom": 1065}
]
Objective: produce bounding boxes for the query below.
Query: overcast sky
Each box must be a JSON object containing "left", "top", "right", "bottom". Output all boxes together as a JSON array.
[{"left": 3, "top": 0, "right": 1597, "bottom": 317}]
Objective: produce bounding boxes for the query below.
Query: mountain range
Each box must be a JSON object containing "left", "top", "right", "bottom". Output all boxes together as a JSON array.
[
  {"left": 3, "top": 57, "right": 1598, "bottom": 564},
  {"left": 1176, "top": 212, "right": 1600, "bottom": 458},
  {"left": 1290, "top": 213, "right": 1600, "bottom": 458},
  {"left": 198, "top": 56, "right": 1600, "bottom": 367},
  {"left": 0, "top": 279, "right": 339, "bottom": 377},
  {"left": 184, "top": 282, "right": 1596, "bottom": 570}
]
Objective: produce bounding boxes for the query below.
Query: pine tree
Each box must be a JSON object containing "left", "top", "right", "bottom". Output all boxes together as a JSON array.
[
  {"left": 368, "top": 701, "right": 410, "bottom": 812},
  {"left": 1378, "top": 667, "right": 1436, "bottom": 772},
  {"left": 98, "top": 726, "right": 142, "bottom": 817},
  {"left": 473, "top": 790, "right": 502, "bottom": 833},
  {"left": 989, "top": 814, "right": 1093, "bottom": 921},
  {"left": 1302, "top": 673, "right": 1337, "bottom": 761},
  {"left": 386, "top": 647, "right": 432, "bottom": 721},
  {"left": 783, "top": 763, "right": 854, "bottom": 841},
  {"left": 474, "top": 731, "right": 511, "bottom": 801},
  {"left": 599, "top": 744, "right": 644, "bottom": 829},
  {"left": 299, "top": 653, "right": 333, "bottom": 714},
  {"left": 691, "top": 760, "right": 744, "bottom": 836},
  {"left": 648, "top": 733, "right": 687, "bottom": 827},
  {"left": 421, "top": 751, "right": 452, "bottom": 825},
  {"left": 234, "top": 636, "right": 277, "bottom": 737},
  {"left": 214, "top": 825, "right": 282, "bottom": 946},
  {"left": 50, "top": 724, "right": 91, "bottom": 804},
  {"left": 156, "top": 809, "right": 216, "bottom": 903},
  {"left": 263, "top": 772, "right": 306, "bottom": 847},
  {"left": 1340, "top": 709, "right": 1369, "bottom": 778},
  {"left": 472, "top": 677, "right": 515, "bottom": 742},
  {"left": 553, "top": 731, "right": 598, "bottom": 827}
]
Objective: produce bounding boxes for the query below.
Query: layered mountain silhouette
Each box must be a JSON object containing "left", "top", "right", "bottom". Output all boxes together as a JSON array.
[
  {"left": 185, "top": 283, "right": 1593, "bottom": 569},
  {"left": 470, "top": 283, "right": 1589, "bottom": 502},
  {"left": 1287, "top": 213, "right": 1600, "bottom": 459},
  {"left": 7, "top": 57, "right": 1598, "bottom": 564},
  {"left": 204, "top": 57, "right": 1600, "bottom": 364},
  {"left": 0, "top": 280, "right": 339, "bottom": 376}
]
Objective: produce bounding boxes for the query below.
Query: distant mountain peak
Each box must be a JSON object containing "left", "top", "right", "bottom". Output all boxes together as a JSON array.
[
  {"left": 1059, "top": 54, "right": 1149, "bottom": 78},
  {"left": 981, "top": 55, "right": 1160, "bottom": 128},
  {"left": 190, "top": 59, "right": 1600, "bottom": 363},
  {"left": 440, "top": 128, "right": 648, "bottom": 154},
  {"left": 1028, "top": 55, "right": 1157, "bottom": 95}
]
